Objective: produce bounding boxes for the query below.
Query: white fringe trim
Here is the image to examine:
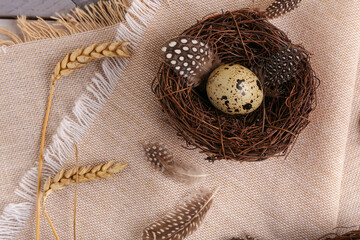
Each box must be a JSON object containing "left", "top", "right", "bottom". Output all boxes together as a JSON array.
[
  {"left": 0, "top": 203, "right": 33, "bottom": 239},
  {"left": 0, "top": 45, "right": 7, "bottom": 54},
  {"left": 0, "top": 0, "right": 165, "bottom": 238}
]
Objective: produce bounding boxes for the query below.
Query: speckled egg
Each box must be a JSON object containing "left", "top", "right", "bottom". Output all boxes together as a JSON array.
[{"left": 206, "top": 64, "right": 263, "bottom": 115}]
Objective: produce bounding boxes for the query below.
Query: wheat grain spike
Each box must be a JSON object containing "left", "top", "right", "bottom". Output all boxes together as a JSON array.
[
  {"left": 42, "top": 161, "right": 128, "bottom": 203},
  {"left": 51, "top": 41, "right": 131, "bottom": 83}
]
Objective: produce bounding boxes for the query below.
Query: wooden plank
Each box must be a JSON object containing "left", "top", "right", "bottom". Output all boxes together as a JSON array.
[
  {"left": 0, "top": 0, "right": 101, "bottom": 18},
  {"left": 72, "top": 0, "right": 101, "bottom": 8},
  {"left": 0, "top": 19, "right": 21, "bottom": 35}
]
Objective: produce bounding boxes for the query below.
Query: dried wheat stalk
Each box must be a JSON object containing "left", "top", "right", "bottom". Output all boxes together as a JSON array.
[
  {"left": 36, "top": 41, "right": 131, "bottom": 239},
  {"left": 41, "top": 161, "right": 128, "bottom": 203},
  {"left": 51, "top": 41, "right": 131, "bottom": 83},
  {"left": 41, "top": 161, "right": 127, "bottom": 240}
]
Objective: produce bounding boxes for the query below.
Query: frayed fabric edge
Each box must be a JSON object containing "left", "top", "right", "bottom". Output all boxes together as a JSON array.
[
  {"left": 0, "top": 203, "right": 33, "bottom": 239},
  {"left": 0, "top": 0, "right": 128, "bottom": 45}
]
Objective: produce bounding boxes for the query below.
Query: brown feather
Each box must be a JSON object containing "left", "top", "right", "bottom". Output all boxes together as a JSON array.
[
  {"left": 231, "top": 236, "right": 257, "bottom": 240},
  {"left": 143, "top": 142, "right": 208, "bottom": 184},
  {"left": 265, "top": 0, "right": 303, "bottom": 19},
  {"left": 142, "top": 188, "right": 218, "bottom": 240},
  {"left": 264, "top": 45, "right": 303, "bottom": 97}
]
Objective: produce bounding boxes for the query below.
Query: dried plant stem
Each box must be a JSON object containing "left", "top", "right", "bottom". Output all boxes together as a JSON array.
[
  {"left": 74, "top": 145, "right": 79, "bottom": 240},
  {"left": 35, "top": 42, "right": 131, "bottom": 240},
  {"left": 158, "top": 87, "right": 192, "bottom": 100},
  {"left": 217, "top": 114, "right": 226, "bottom": 160},
  {"left": 42, "top": 204, "right": 60, "bottom": 240},
  {"left": 229, "top": 11, "right": 250, "bottom": 63},
  {"left": 36, "top": 82, "right": 55, "bottom": 240}
]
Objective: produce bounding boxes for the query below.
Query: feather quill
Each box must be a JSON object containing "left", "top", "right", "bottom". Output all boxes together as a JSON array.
[
  {"left": 142, "top": 188, "right": 218, "bottom": 240},
  {"left": 265, "top": 0, "right": 303, "bottom": 19},
  {"left": 143, "top": 142, "right": 208, "bottom": 184}
]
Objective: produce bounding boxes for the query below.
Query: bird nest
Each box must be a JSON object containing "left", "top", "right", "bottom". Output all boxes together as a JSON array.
[{"left": 153, "top": 9, "right": 317, "bottom": 162}]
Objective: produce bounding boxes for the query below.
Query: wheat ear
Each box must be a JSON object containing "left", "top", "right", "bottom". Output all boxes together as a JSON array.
[
  {"left": 36, "top": 41, "right": 131, "bottom": 240},
  {"left": 42, "top": 161, "right": 128, "bottom": 203},
  {"left": 41, "top": 161, "right": 127, "bottom": 239},
  {"left": 51, "top": 41, "right": 131, "bottom": 83}
]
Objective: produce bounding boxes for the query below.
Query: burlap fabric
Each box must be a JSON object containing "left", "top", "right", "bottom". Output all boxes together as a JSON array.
[
  {"left": 1, "top": 0, "right": 359, "bottom": 239},
  {"left": 0, "top": 24, "right": 121, "bottom": 234}
]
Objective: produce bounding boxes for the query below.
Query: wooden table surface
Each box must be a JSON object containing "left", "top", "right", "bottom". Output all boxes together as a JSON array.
[
  {"left": 0, "top": 0, "right": 102, "bottom": 39},
  {"left": 0, "top": 19, "right": 19, "bottom": 34},
  {"left": 0, "top": 0, "right": 100, "bottom": 18}
]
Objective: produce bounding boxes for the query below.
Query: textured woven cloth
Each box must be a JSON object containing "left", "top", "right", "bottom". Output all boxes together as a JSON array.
[{"left": 1, "top": 0, "right": 360, "bottom": 239}]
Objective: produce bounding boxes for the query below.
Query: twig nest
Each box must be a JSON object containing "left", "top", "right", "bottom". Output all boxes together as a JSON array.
[
  {"left": 153, "top": 9, "right": 317, "bottom": 161},
  {"left": 207, "top": 64, "right": 263, "bottom": 115}
]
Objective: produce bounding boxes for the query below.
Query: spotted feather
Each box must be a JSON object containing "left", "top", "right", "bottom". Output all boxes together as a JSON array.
[
  {"left": 265, "top": 0, "right": 303, "bottom": 19},
  {"left": 264, "top": 44, "right": 303, "bottom": 97},
  {"left": 142, "top": 188, "right": 217, "bottom": 240},
  {"left": 143, "top": 142, "right": 208, "bottom": 184},
  {"left": 161, "top": 36, "right": 218, "bottom": 87}
]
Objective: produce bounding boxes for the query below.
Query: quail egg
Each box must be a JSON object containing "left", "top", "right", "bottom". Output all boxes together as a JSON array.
[{"left": 206, "top": 64, "right": 263, "bottom": 115}]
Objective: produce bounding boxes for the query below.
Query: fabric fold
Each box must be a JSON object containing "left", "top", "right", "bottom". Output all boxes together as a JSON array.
[{"left": 335, "top": 48, "right": 360, "bottom": 236}]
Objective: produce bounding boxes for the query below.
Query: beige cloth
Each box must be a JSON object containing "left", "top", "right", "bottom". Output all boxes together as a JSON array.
[{"left": 0, "top": 0, "right": 359, "bottom": 239}]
